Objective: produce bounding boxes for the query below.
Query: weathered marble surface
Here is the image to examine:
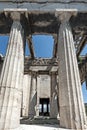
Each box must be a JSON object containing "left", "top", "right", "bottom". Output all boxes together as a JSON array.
[
  {"left": 58, "top": 12, "right": 87, "bottom": 129},
  {"left": 0, "top": 20, "right": 24, "bottom": 130}
]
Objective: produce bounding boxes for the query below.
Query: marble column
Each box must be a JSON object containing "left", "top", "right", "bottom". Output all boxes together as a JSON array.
[
  {"left": 22, "top": 74, "right": 31, "bottom": 117},
  {"left": 57, "top": 12, "right": 87, "bottom": 129},
  {"left": 50, "top": 74, "right": 58, "bottom": 118},
  {"left": 36, "top": 75, "right": 40, "bottom": 117},
  {"left": 29, "top": 73, "right": 37, "bottom": 118},
  {"left": 0, "top": 19, "right": 24, "bottom": 130}
]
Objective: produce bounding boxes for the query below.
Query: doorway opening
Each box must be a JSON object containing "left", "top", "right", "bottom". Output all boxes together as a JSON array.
[{"left": 39, "top": 98, "right": 50, "bottom": 116}]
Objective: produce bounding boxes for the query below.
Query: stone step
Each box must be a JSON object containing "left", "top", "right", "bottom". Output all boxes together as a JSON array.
[{"left": 20, "top": 117, "right": 59, "bottom": 125}]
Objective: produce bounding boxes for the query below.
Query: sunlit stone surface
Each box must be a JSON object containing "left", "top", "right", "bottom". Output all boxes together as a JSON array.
[{"left": 0, "top": 1, "right": 87, "bottom": 130}]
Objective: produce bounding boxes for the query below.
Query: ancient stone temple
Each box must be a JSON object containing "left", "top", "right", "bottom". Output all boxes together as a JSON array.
[{"left": 0, "top": 0, "right": 87, "bottom": 130}]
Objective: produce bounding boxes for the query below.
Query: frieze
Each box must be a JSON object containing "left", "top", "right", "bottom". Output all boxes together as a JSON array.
[{"left": 25, "top": 58, "right": 59, "bottom": 66}]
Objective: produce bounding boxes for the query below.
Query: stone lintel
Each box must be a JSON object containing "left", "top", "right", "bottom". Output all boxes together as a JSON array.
[
  {"left": 24, "top": 66, "right": 58, "bottom": 73},
  {"left": 24, "top": 70, "right": 58, "bottom": 75},
  {"left": 1, "top": 1, "right": 87, "bottom": 12}
]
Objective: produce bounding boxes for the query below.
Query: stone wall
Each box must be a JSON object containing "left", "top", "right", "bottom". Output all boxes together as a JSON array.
[{"left": 38, "top": 75, "right": 50, "bottom": 98}]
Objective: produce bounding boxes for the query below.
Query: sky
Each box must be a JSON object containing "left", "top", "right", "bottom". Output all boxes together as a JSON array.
[{"left": 0, "top": 35, "right": 87, "bottom": 103}]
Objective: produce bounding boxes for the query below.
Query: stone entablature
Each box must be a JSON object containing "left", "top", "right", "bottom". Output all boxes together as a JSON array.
[
  {"left": 0, "top": 0, "right": 87, "bottom": 12},
  {"left": 25, "top": 58, "right": 58, "bottom": 66},
  {"left": 24, "top": 58, "right": 59, "bottom": 74},
  {"left": 0, "top": 56, "right": 87, "bottom": 81}
]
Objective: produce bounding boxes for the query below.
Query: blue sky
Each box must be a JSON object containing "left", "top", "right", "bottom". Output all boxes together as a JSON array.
[
  {"left": 0, "top": 35, "right": 87, "bottom": 103},
  {"left": 80, "top": 44, "right": 87, "bottom": 55},
  {"left": 32, "top": 35, "right": 54, "bottom": 58}
]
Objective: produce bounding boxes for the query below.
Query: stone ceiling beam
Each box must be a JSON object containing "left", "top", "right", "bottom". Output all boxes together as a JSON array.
[
  {"left": 76, "top": 35, "right": 87, "bottom": 57},
  {"left": 27, "top": 36, "right": 35, "bottom": 58},
  {"left": 53, "top": 35, "right": 58, "bottom": 58}
]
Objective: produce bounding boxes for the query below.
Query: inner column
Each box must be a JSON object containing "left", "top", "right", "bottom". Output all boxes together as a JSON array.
[
  {"left": 57, "top": 11, "right": 87, "bottom": 129},
  {"left": 22, "top": 74, "right": 31, "bottom": 117},
  {"left": 29, "top": 73, "right": 37, "bottom": 118},
  {"left": 0, "top": 12, "right": 25, "bottom": 130}
]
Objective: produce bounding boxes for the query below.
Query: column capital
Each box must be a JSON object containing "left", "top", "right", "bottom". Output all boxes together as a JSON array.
[
  {"left": 55, "top": 9, "right": 77, "bottom": 23},
  {"left": 11, "top": 12, "right": 21, "bottom": 21}
]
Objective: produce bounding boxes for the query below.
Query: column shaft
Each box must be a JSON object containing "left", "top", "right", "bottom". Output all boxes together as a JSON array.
[
  {"left": 22, "top": 74, "right": 31, "bottom": 117},
  {"left": 36, "top": 76, "right": 40, "bottom": 117},
  {"left": 58, "top": 20, "right": 87, "bottom": 129},
  {"left": 0, "top": 21, "right": 24, "bottom": 130},
  {"left": 50, "top": 74, "right": 58, "bottom": 118},
  {"left": 29, "top": 74, "right": 37, "bottom": 118}
]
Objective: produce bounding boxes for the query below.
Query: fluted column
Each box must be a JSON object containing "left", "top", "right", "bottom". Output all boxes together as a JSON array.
[
  {"left": 22, "top": 74, "right": 31, "bottom": 117},
  {"left": 50, "top": 74, "right": 58, "bottom": 118},
  {"left": 0, "top": 16, "right": 24, "bottom": 130},
  {"left": 57, "top": 12, "right": 87, "bottom": 129},
  {"left": 36, "top": 75, "right": 40, "bottom": 117},
  {"left": 29, "top": 73, "right": 37, "bottom": 118}
]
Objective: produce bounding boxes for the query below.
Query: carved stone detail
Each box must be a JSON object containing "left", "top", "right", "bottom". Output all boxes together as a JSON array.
[{"left": 25, "top": 58, "right": 58, "bottom": 66}]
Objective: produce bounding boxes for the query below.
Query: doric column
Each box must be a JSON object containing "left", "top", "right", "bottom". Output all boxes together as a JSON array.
[
  {"left": 57, "top": 11, "right": 87, "bottom": 129},
  {"left": 0, "top": 13, "right": 24, "bottom": 130},
  {"left": 36, "top": 75, "right": 40, "bottom": 117},
  {"left": 22, "top": 74, "right": 31, "bottom": 117},
  {"left": 50, "top": 73, "right": 58, "bottom": 118},
  {"left": 29, "top": 73, "right": 37, "bottom": 118}
]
